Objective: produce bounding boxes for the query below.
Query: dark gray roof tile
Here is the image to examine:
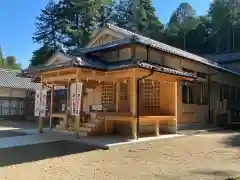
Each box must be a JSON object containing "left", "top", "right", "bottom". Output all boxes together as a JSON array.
[{"left": 0, "top": 69, "right": 40, "bottom": 90}]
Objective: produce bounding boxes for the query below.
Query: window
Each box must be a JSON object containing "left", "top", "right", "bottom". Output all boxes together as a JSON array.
[
  {"left": 19, "top": 101, "right": 24, "bottom": 116},
  {"left": 182, "top": 81, "right": 208, "bottom": 105},
  {"left": 140, "top": 79, "right": 160, "bottom": 109},
  {"left": 182, "top": 81, "right": 194, "bottom": 104},
  {"left": 119, "top": 80, "right": 130, "bottom": 112},
  {"left": 10, "top": 100, "right": 18, "bottom": 115},
  {"left": 201, "top": 83, "right": 208, "bottom": 105}
]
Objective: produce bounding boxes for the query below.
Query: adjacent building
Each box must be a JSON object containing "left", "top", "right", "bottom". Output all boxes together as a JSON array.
[{"left": 0, "top": 69, "right": 39, "bottom": 120}]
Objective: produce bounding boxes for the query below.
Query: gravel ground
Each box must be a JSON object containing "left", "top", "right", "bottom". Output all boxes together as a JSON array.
[{"left": 0, "top": 131, "right": 239, "bottom": 180}]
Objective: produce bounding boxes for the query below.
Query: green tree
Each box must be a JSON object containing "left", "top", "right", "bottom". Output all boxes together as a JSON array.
[
  {"left": 116, "top": 0, "right": 164, "bottom": 41},
  {"left": 33, "top": 0, "right": 61, "bottom": 48},
  {"left": 30, "top": 45, "right": 55, "bottom": 67},
  {"left": 0, "top": 47, "right": 5, "bottom": 67},
  {"left": 5, "top": 56, "right": 21, "bottom": 69},
  {"left": 165, "top": 3, "right": 199, "bottom": 50},
  {"left": 58, "top": 0, "right": 111, "bottom": 48}
]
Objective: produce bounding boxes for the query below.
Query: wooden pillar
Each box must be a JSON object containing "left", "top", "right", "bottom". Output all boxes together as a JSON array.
[
  {"left": 49, "top": 84, "right": 54, "bottom": 130},
  {"left": 116, "top": 81, "right": 120, "bottom": 112},
  {"left": 104, "top": 118, "right": 108, "bottom": 134},
  {"left": 132, "top": 118, "right": 137, "bottom": 139},
  {"left": 228, "top": 109, "right": 231, "bottom": 125},
  {"left": 39, "top": 76, "right": 44, "bottom": 133},
  {"left": 174, "top": 81, "right": 178, "bottom": 133},
  {"left": 155, "top": 119, "right": 159, "bottom": 136},
  {"left": 131, "top": 70, "right": 137, "bottom": 139},
  {"left": 65, "top": 80, "right": 70, "bottom": 130}
]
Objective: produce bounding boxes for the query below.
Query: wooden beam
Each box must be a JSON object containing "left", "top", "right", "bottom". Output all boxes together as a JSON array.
[{"left": 42, "top": 74, "right": 76, "bottom": 83}]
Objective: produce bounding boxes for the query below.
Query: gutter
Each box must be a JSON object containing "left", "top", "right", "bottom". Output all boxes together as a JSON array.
[
  {"left": 136, "top": 69, "right": 154, "bottom": 138},
  {"left": 135, "top": 44, "right": 153, "bottom": 139}
]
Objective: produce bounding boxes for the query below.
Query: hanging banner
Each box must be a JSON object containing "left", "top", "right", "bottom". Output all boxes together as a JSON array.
[
  {"left": 34, "top": 90, "right": 41, "bottom": 116},
  {"left": 70, "top": 83, "right": 77, "bottom": 115},
  {"left": 70, "top": 82, "right": 83, "bottom": 116},
  {"left": 75, "top": 82, "right": 83, "bottom": 116},
  {"left": 40, "top": 89, "right": 47, "bottom": 117}
]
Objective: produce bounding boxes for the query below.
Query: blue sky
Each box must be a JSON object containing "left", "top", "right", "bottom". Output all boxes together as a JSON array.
[{"left": 0, "top": 0, "right": 211, "bottom": 69}]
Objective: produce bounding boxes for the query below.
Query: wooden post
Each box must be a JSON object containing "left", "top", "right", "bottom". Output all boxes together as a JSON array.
[
  {"left": 155, "top": 119, "right": 159, "bottom": 136},
  {"left": 116, "top": 80, "right": 120, "bottom": 112},
  {"left": 49, "top": 84, "right": 54, "bottom": 130},
  {"left": 132, "top": 118, "right": 137, "bottom": 139},
  {"left": 65, "top": 79, "right": 70, "bottom": 130},
  {"left": 131, "top": 70, "right": 137, "bottom": 139},
  {"left": 228, "top": 109, "right": 231, "bottom": 125},
  {"left": 39, "top": 76, "right": 44, "bottom": 133},
  {"left": 104, "top": 118, "right": 108, "bottom": 134},
  {"left": 174, "top": 81, "right": 178, "bottom": 134}
]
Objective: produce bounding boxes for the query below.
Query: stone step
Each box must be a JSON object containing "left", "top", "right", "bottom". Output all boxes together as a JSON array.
[
  {"left": 78, "top": 131, "right": 88, "bottom": 136},
  {"left": 81, "top": 123, "right": 96, "bottom": 128},
  {"left": 56, "top": 124, "right": 65, "bottom": 129},
  {"left": 79, "top": 127, "right": 92, "bottom": 132}
]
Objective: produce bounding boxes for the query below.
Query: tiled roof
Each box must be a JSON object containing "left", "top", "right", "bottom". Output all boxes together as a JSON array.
[
  {"left": 203, "top": 52, "right": 240, "bottom": 63},
  {"left": 0, "top": 69, "right": 40, "bottom": 90},
  {"left": 22, "top": 54, "right": 195, "bottom": 79},
  {"left": 105, "top": 23, "right": 240, "bottom": 76}
]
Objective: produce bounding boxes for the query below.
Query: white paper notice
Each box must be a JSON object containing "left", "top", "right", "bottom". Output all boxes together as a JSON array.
[{"left": 40, "top": 89, "right": 47, "bottom": 117}]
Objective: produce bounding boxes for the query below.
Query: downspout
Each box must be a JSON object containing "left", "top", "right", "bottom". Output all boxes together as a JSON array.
[{"left": 136, "top": 44, "right": 153, "bottom": 139}]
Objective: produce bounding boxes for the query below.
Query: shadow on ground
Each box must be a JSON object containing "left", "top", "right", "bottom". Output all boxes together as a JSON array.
[
  {"left": 0, "top": 130, "right": 27, "bottom": 138},
  {"left": 223, "top": 133, "right": 240, "bottom": 147},
  {"left": 190, "top": 169, "right": 240, "bottom": 179},
  {"left": 0, "top": 140, "right": 100, "bottom": 167}
]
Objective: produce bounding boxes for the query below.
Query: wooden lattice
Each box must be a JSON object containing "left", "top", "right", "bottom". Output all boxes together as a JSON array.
[
  {"left": 140, "top": 79, "right": 161, "bottom": 108},
  {"left": 120, "top": 81, "right": 129, "bottom": 101},
  {"left": 101, "top": 82, "right": 116, "bottom": 107}
]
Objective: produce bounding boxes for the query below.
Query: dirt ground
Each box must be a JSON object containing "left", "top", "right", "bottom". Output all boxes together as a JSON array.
[{"left": 0, "top": 131, "right": 239, "bottom": 180}]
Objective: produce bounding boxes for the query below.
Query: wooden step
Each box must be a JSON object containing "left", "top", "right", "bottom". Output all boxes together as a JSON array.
[{"left": 79, "top": 127, "right": 92, "bottom": 132}]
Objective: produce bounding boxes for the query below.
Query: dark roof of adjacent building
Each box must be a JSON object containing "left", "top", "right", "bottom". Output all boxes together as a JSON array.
[
  {"left": 0, "top": 69, "right": 40, "bottom": 90},
  {"left": 203, "top": 52, "right": 240, "bottom": 63}
]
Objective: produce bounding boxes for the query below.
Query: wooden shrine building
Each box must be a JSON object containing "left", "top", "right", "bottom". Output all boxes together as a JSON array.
[{"left": 20, "top": 24, "right": 240, "bottom": 138}]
